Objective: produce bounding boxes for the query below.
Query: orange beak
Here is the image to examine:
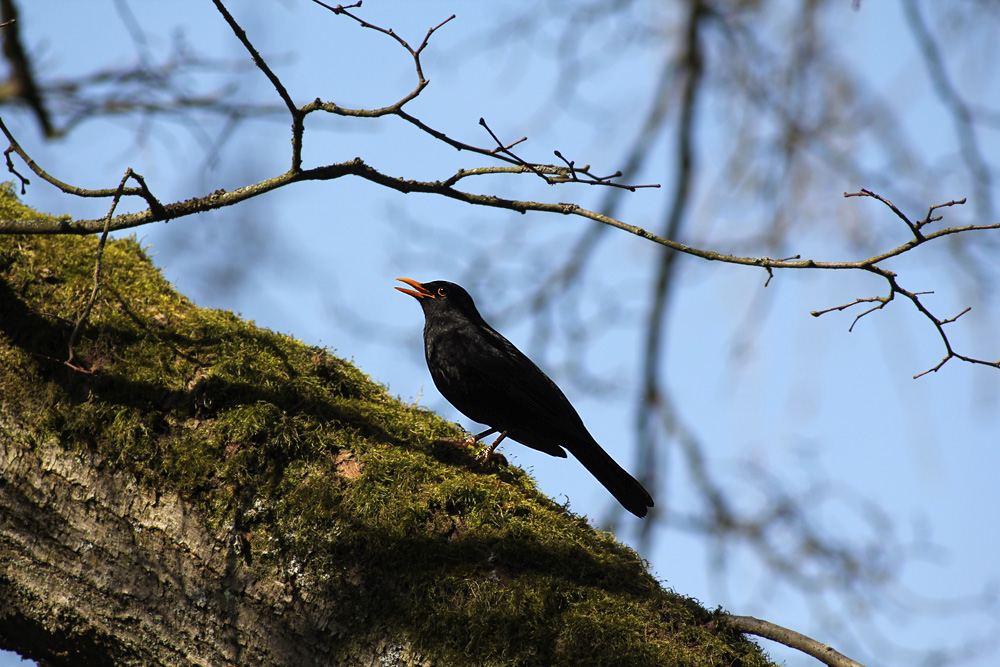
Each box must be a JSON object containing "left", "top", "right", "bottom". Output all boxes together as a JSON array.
[{"left": 395, "top": 277, "right": 435, "bottom": 299}]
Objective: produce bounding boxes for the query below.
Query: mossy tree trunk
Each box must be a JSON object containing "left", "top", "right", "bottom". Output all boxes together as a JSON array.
[{"left": 0, "top": 188, "right": 773, "bottom": 666}]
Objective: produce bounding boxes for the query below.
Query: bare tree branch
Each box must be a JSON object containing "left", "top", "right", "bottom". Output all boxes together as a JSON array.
[
  {"left": 811, "top": 191, "right": 1000, "bottom": 378},
  {"left": 727, "top": 615, "right": 868, "bottom": 667}
]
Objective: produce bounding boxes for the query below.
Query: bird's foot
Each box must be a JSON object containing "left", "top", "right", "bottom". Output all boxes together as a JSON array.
[
  {"left": 474, "top": 430, "right": 509, "bottom": 464},
  {"left": 475, "top": 446, "right": 507, "bottom": 464},
  {"left": 432, "top": 429, "right": 508, "bottom": 465}
]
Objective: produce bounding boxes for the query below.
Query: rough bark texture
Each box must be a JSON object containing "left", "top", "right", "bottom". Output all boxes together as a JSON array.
[
  {"left": 0, "top": 186, "right": 774, "bottom": 666},
  {"left": 1, "top": 433, "right": 285, "bottom": 666}
]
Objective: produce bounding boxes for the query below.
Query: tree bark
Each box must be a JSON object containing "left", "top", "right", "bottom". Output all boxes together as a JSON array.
[{"left": 0, "top": 431, "right": 314, "bottom": 666}]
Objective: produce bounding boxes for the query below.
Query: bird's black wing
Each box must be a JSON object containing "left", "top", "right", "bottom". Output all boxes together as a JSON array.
[{"left": 443, "top": 322, "right": 591, "bottom": 456}]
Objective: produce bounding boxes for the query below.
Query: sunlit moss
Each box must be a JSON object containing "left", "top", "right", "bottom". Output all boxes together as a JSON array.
[{"left": 0, "top": 183, "right": 773, "bottom": 666}]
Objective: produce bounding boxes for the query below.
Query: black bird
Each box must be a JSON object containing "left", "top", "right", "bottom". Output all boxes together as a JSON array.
[{"left": 396, "top": 278, "right": 654, "bottom": 518}]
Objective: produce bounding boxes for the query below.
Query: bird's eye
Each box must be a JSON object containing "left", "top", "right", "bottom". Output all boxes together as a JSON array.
[{"left": 437, "top": 287, "right": 448, "bottom": 296}]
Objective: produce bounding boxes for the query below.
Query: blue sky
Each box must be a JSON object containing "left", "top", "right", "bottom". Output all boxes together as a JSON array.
[{"left": 4, "top": 2, "right": 999, "bottom": 666}]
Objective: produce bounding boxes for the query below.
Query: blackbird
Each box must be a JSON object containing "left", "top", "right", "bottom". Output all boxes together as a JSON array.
[{"left": 396, "top": 278, "right": 654, "bottom": 518}]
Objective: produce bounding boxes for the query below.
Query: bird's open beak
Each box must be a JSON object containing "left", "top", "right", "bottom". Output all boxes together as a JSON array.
[{"left": 395, "top": 277, "right": 435, "bottom": 299}]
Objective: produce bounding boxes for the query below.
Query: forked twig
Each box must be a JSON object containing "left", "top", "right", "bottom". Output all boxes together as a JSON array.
[
  {"left": 65, "top": 168, "right": 139, "bottom": 371},
  {"left": 818, "top": 191, "right": 999, "bottom": 377}
]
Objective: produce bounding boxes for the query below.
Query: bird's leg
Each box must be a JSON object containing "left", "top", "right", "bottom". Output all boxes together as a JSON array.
[
  {"left": 476, "top": 430, "right": 508, "bottom": 462},
  {"left": 472, "top": 428, "right": 498, "bottom": 444}
]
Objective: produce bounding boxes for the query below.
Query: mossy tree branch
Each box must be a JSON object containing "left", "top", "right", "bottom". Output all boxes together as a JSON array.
[{"left": 0, "top": 188, "right": 775, "bottom": 666}]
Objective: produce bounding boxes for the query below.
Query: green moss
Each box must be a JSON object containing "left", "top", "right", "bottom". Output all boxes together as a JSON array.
[{"left": 0, "top": 182, "right": 773, "bottom": 666}]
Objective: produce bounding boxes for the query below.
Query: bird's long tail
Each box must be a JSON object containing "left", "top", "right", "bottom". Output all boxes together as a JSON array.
[{"left": 568, "top": 439, "right": 654, "bottom": 518}]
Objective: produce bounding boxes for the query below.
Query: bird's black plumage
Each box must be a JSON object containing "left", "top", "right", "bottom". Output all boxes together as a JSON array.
[{"left": 396, "top": 278, "right": 654, "bottom": 518}]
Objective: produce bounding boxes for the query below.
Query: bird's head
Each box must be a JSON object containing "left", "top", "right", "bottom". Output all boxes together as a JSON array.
[{"left": 395, "top": 278, "right": 485, "bottom": 323}]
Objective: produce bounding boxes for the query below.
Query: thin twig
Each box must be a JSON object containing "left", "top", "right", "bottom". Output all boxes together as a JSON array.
[
  {"left": 310, "top": 0, "right": 453, "bottom": 94},
  {"left": 810, "top": 294, "right": 892, "bottom": 332},
  {"left": 3, "top": 145, "right": 29, "bottom": 193},
  {"left": 757, "top": 255, "right": 800, "bottom": 286},
  {"left": 918, "top": 197, "right": 966, "bottom": 230},
  {"left": 845, "top": 189, "right": 922, "bottom": 240},
  {"left": 210, "top": 0, "right": 305, "bottom": 169},
  {"left": 476, "top": 118, "right": 659, "bottom": 191},
  {"left": 66, "top": 169, "right": 135, "bottom": 371},
  {"left": 0, "top": 115, "right": 145, "bottom": 199},
  {"left": 211, "top": 0, "right": 295, "bottom": 115},
  {"left": 479, "top": 117, "right": 549, "bottom": 182},
  {"left": 939, "top": 306, "right": 971, "bottom": 325}
]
